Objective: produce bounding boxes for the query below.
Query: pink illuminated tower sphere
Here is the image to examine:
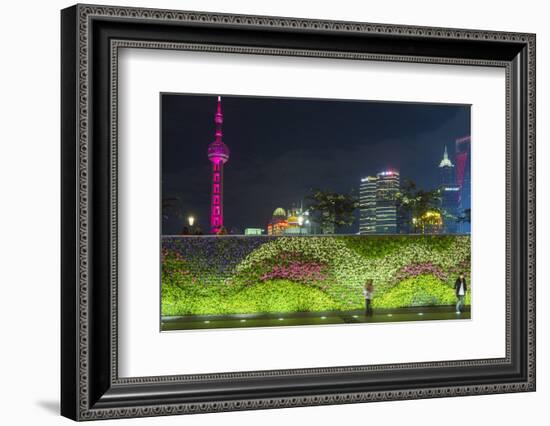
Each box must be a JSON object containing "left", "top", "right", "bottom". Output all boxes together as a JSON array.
[{"left": 207, "top": 96, "right": 230, "bottom": 234}]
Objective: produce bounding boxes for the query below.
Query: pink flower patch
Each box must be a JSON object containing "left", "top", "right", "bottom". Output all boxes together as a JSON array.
[{"left": 260, "top": 261, "right": 327, "bottom": 284}]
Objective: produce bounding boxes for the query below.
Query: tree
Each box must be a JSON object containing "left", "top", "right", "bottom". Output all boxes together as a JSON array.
[
  {"left": 306, "top": 189, "right": 359, "bottom": 234},
  {"left": 395, "top": 179, "right": 442, "bottom": 234}
]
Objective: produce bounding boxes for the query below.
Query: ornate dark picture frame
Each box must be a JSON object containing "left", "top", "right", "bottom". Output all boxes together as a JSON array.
[{"left": 61, "top": 4, "right": 536, "bottom": 421}]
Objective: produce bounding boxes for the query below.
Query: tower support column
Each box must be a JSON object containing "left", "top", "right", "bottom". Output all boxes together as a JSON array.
[{"left": 210, "top": 161, "right": 224, "bottom": 233}]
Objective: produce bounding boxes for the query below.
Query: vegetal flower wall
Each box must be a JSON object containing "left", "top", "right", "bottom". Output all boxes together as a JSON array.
[{"left": 161, "top": 235, "right": 470, "bottom": 316}]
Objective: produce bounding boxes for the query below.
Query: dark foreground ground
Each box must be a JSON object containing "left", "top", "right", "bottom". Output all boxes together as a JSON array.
[{"left": 161, "top": 305, "right": 471, "bottom": 331}]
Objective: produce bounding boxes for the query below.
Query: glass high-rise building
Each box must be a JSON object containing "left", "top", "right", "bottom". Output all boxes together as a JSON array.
[
  {"left": 375, "top": 171, "right": 400, "bottom": 233},
  {"left": 359, "top": 170, "right": 400, "bottom": 234},
  {"left": 359, "top": 176, "right": 377, "bottom": 234},
  {"left": 439, "top": 146, "right": 454, "bottom": 185},
  {"left": 438, "top": 146, "right": 460, "bottom": 234}
]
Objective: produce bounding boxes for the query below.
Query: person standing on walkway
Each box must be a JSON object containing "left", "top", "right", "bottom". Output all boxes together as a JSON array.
[
  {"left": 454, "top": 273, "right": 467, "bottom": 313},
  {"left": 363, "top": 280, "right": 374, "bottom": 316}
]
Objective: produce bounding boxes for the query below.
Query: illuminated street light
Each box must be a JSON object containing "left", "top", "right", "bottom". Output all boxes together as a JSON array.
[
  {"left": 188, "top": 216, "right": 195, "bottom": 227},
  {"left": 298, "top": 216, "right": 304, "bottom": 226}
]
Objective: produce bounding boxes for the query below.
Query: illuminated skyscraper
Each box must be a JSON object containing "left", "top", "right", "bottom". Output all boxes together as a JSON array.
[
  {"left": 359, "top": 170, "right": 400, "bottom": 234},
  {"left": 207, "top": 96, "right": 230, "bottom": 234},
  {"left": 438, "top": 146, "right": 460, "bottom": 233},
  {"left": 359, "top": 176, "right": 378, "bottom": 234},
  {"left": 375, "top": 170, "right": 400, "bottom": 233},
  {"left": 439, "top": 146, "right": 454, "bottom": 185}
]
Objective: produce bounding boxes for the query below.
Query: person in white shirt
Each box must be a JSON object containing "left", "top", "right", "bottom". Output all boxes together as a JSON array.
[
  {"left": 362, "top": 280, "right": 374, "bottom": 316},
  {"left": 454, "top": 273, "right": 468, "bottom": 313}
]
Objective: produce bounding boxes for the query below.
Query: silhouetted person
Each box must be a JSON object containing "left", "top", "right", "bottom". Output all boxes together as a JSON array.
[
  {"left": 454, "top": 273, "right": 467, "bottom": 313},
  {"left": 363, "top": 280, "right": 374, "bottom": 316}
]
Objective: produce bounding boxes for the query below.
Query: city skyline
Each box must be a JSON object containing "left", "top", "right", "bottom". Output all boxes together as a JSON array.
[{"left": 162, "top": 94, "right": 471, "bottom": 234}]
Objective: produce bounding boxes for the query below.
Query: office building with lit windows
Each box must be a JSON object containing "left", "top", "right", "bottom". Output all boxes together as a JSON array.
[
  {"left": 375, "top": 170, "right": 400, "bottom": 233},
  {"left": 359, "top": 170, "right": 400, "bottom": 234},
  {"left": 438, "top": 146, "right": 460, "bottom": 233},
  {"left": 359, "top": 176, "right": 378, "bottom": 234}
]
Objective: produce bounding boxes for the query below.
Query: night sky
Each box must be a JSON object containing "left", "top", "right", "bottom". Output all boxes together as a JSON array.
[{"left": 161, "top": 94, "right": 470, "bottom": 235}]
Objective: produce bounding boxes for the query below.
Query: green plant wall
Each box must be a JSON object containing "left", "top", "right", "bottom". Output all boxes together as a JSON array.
[{"left": 161, "top": 235, "right": 471, "bottom": 316}]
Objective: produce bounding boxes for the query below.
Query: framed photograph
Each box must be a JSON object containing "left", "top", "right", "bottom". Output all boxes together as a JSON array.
[{"left": 61, "top": 4, "right": 536, "bottom": 421}]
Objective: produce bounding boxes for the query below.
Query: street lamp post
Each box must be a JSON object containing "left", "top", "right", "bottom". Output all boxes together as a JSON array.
[{"left": 188, "top": 216, "right": 195, "bottom": 233}]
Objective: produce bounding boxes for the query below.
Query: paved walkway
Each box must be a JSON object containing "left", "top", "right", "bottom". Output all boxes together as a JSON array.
[{"left": 161, "top": 306, "right": 471, "bottom": 331}]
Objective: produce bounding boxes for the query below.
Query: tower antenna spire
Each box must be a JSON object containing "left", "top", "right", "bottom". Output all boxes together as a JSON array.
[{"left": 439, "top": 145, "right": 454, "bottom": 168}]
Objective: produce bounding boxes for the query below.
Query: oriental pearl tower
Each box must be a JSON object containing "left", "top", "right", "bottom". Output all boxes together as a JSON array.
[{"left": 207, "top": 96, "right": 230, "bottom": 234}]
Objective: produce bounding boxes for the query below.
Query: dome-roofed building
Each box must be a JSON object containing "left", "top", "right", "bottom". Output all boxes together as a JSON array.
[
  {"left": 266, "top": 205, "right": 311, "bottom": 235},
  {"left": 272, "top": 207, "right": 286, "bottom": 218},
  {"left": 267, "top": 207, "right": 289, "bottom": 235}
]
